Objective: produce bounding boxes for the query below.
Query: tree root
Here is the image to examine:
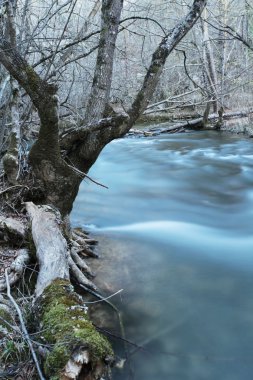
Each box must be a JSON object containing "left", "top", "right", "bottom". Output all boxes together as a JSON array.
[
  {"left": 0, "top": 249, "right": 29, "bottom": 291},
  {"left": 70, "top": 248, "right": 95, "bottom": 278},
  {"left": 73, "top": 228, "right": 89, "bottom": 239},
  {"left": 71, "top": 231, "right": 99, "bottom": 258},
  {"left": 68, "top": 255, "right": 97, "bottom": 291},
  {"left": 73, "top": 229, "right": 98, "bottom": 247},
  {"left": 68, "top": 229, "right": 99, "bottom": 291}
]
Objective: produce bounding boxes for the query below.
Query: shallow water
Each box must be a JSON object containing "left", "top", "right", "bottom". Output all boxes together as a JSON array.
[{"left": 72, "top": 130, "right": 253, "bottom": 380}]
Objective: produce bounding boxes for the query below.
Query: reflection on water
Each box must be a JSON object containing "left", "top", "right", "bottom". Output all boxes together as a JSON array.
[{"left": 72, "top": 131, "right": 253, "bottom": 380}]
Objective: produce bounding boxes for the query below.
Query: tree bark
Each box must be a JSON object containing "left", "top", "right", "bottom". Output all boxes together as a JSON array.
[
  {"left": 0, "top": 38, "right": 82, "bottom": 214},
  {"left": 201, "top": 8, "right": 218, "bottom": 113},
  {"left": 84, "top": 0, "right": 124, "bottom": 124}
]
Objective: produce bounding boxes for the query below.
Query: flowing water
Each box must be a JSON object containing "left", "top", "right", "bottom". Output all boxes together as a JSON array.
[{"left": 71, "top": 129, "right": 253, "bottom": 380}]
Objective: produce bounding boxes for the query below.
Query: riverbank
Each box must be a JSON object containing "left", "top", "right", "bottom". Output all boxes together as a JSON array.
[
  {"left": 137, "top": 110, "right": 253, "bottom": 137},
  {"left": 220, "top": 116, "right": 253, "bottom": 136}
]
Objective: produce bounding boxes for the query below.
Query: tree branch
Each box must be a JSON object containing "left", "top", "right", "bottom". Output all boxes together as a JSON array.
[
  {"left": 124, "top": 0, "right": 208, "bottom": 132},
  {"left": 0, "top": 38, "right": 57, "bottom": 113}
]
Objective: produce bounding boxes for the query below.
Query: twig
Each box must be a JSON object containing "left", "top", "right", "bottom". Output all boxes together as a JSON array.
[
  {"left": 0, "top": 185, "right": 28, "bottom": 196},
  {"left": 85, "top": 289, "right": 123, "bottom": 304},
  {"left": 5, "top": 270, "right": 46, "bottom": 380},
  {"left": 66, "top": 162, "right": 109, "bottom": 189}
]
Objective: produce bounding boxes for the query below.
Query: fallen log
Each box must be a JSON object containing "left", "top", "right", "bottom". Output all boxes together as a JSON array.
[
  {"left": 130, "top": 110, "right": 253, "bottom": 136},
  {"left": 25, "top": 202, "right": 113, "bottom": 379},
  {"left": 35, "top": 279, "right": 114, "bottom": 380}
]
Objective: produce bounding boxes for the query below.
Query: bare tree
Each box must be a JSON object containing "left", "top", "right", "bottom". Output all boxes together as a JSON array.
[{"left": 0, "top": 1, "right": 207, "bottom": 379}]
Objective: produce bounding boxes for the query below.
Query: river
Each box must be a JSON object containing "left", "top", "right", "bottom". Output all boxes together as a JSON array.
[{"left": 71, "top": 129, "right": 253, "bottom": 380}]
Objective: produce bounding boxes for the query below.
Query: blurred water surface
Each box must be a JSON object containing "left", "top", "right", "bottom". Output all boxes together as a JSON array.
[{"left": 72, "top": 130, "right": 253, "bottom": 380}]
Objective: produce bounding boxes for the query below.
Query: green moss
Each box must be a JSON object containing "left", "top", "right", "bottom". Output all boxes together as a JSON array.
[
  {"left": 44, "top": 343, "right": 70, "bottom": 377},
  {"left": 150, "top": 64, "right": 160, "bottom": 74},
  {"left": 40, "top": 279, "right": 113, "bottom": 378},
  {"left": 25, "top": 66, "right": 40, "bottom": 92}
]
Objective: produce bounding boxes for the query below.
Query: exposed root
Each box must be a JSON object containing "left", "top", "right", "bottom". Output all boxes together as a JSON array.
[
  {"left": 71, "top": 230, "right": 99, "bottom": 258},
  {"left": 83, "top": 238, "right": 98, "bottom": 246},
  {"left": 73, "top": 228, "right": 89, "bottom": 239},
  {"left": 78, "top": 246, "right": 99, "bottom": 259},
  {"left": 70, "top": 239, "right": 80, "bottom": 249},
  {"left": 0, "top": 201, "right": 114, "bottom": 379},
  {"left": 68, "top": 255, "right": 97, "bottom": 291},
  {"left": 0, "top": 249, "right": 29, "bottom": 291},
  {"left": 73, "top": 229, "right": 99, "bottom": 247},
  {"left": 70, "top": 248, "right": 95, "bottom": 278}
]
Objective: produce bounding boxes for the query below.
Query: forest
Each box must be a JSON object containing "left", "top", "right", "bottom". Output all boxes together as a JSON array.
[{"left": 0, "top": 0, "right": 253, "bottom": 379}]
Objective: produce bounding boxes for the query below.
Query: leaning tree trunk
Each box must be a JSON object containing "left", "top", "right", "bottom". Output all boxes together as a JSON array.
[{"left": 63, "top": 0, "right": 208, "bottom": 175}]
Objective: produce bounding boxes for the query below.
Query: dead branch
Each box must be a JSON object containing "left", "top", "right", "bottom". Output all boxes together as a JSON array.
[
  {"left": 5, "top": 269, "right": 46, "bottom": 380},
  {"left": 66, "top": 162, "right": 109, "bottom": 189}
]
